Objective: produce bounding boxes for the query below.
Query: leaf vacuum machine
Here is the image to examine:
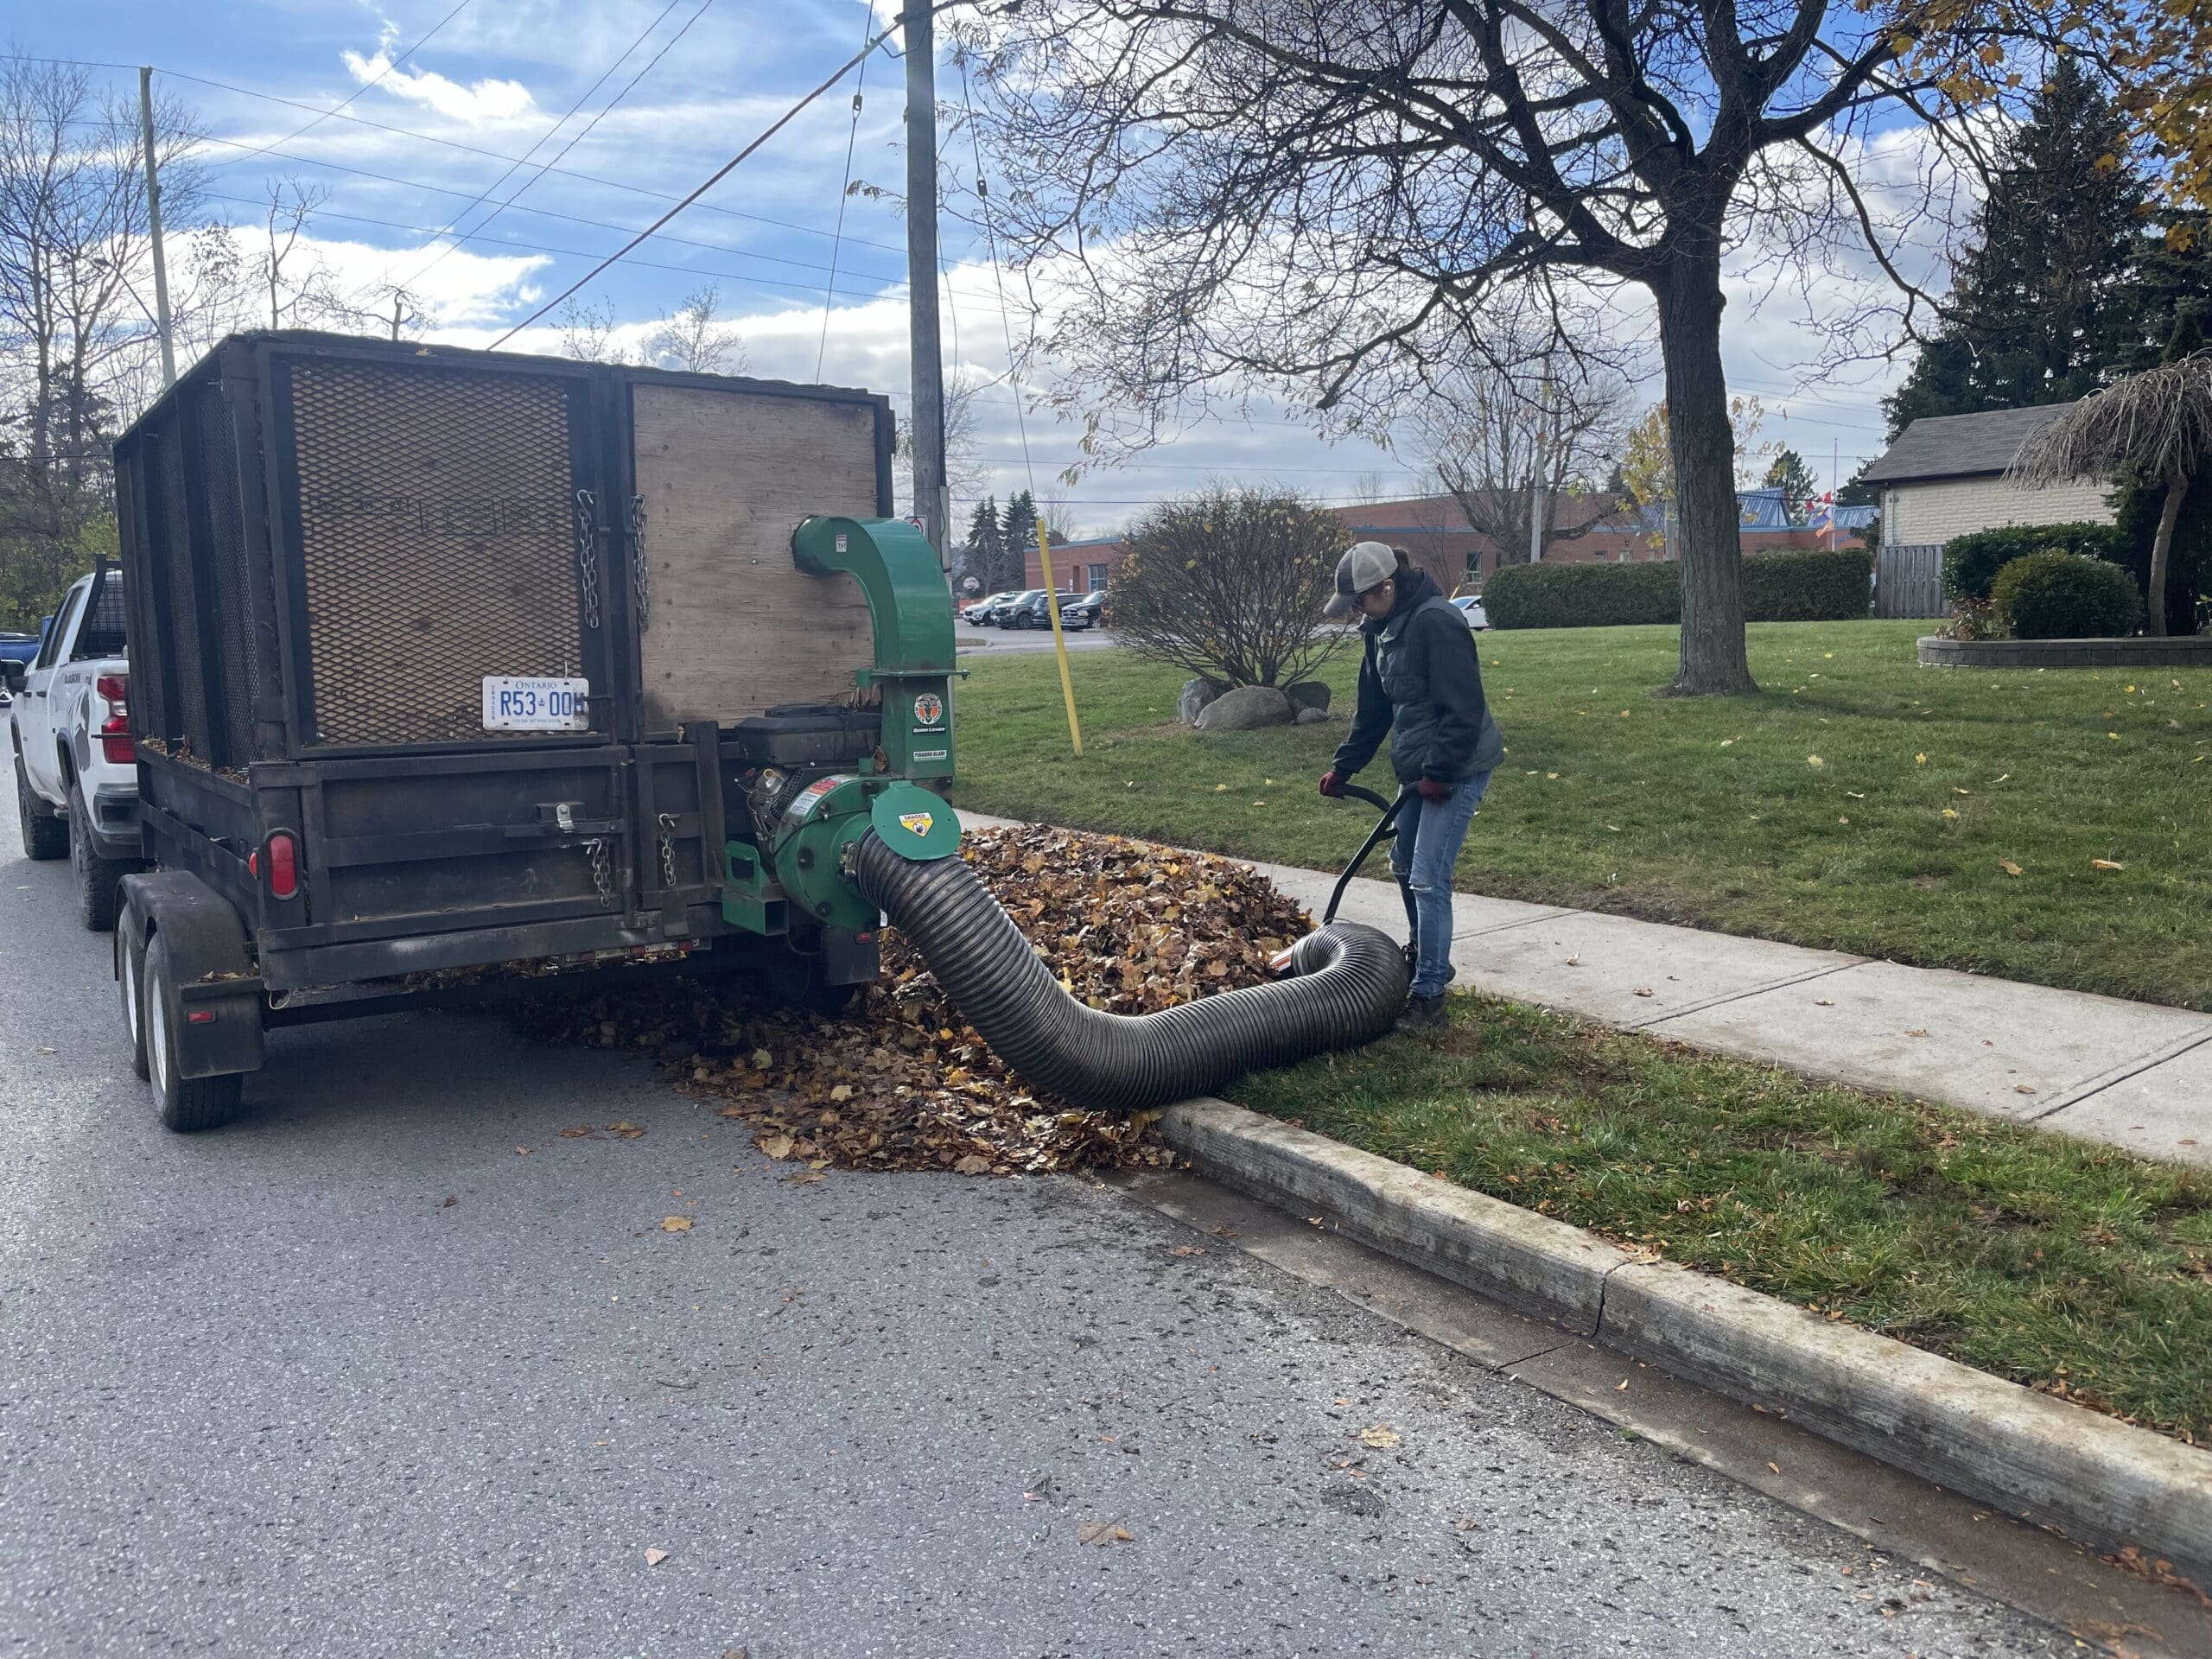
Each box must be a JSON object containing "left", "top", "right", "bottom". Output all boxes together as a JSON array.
[{"left": 105, "top": 331, "right": 1407, "bottom": 1133}]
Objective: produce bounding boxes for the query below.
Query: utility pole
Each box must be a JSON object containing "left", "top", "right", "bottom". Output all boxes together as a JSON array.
[
  {"left": 138, "top": 67, "right": 176, "bottom": 389},
  {"left": 903, "top": 6, "right": 949, "bottom": 569}
]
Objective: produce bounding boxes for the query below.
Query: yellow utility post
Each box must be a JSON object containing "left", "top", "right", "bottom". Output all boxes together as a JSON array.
[{"left": 1034, "top": 522, "right": 1084, "bottom": 755}]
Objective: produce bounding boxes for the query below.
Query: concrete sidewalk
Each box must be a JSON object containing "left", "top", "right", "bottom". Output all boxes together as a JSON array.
[{"left": 959, "top": 810, "right": 2212, "bottom": 1168}]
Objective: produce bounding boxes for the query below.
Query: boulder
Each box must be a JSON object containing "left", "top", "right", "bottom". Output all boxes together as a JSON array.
[
  {"left": 1177, "top": 677, "right": 1227, "bottom": 727},
  {"left": 1294, "top": 706, "right": 1334, "bottom": 725},
  {"left": 1285, "top": 680, "right": 1332, "bottom": 714},
  {"left": 1194, "top": 684, "right": 1293, "bottom": 732}
]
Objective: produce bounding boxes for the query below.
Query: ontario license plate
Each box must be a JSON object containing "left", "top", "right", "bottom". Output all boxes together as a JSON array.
[{"left": 481, "top": 677, "right": 590, "bottom": 732}]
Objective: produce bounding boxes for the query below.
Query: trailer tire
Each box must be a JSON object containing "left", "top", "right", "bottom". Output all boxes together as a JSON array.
[
  {"left": 143, "top": 934, "right": 245, "bottom": 1133},
  {"left": 71, "top": 785, "right": 125, "bottom": 931},
  {"left": 118, "top": 915, "right": 149, "bottom": 1080},
  {"left": 16, "top": 754, "right": 66, "bottom": 861}
]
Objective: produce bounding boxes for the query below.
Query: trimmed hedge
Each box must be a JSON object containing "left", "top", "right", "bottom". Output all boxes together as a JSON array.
[
  {"left": 1484, "top": 546, "right": 1872, "bottom": 630},
  {"left": 1941, "top": 521, "right": 2123, "bottom": 602},
  {"left": 1990, "top": 550, "right": 2142, "bottom": 639}
]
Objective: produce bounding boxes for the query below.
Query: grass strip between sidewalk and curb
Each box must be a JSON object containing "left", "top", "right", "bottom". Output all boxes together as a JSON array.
[{"left": 1220, "top": 994, "right": 2212, "bottom": 1447}]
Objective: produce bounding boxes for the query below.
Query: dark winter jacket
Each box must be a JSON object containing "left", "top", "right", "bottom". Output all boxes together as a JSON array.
[{"left": 1330, "top": 568, "right": 1504, "bottom": 786}]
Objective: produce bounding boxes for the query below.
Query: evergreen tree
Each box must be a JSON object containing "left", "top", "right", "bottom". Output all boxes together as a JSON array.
[
  {"left": 1761, "top": 448, "right": 1821, "bottom": 524},
  {"left": 961, "top": 495, "right": 1003, "bottom": 592},
  {"left": 1834, "top": 462, "right": 1880, "bottom": 508},
  {"left": 2120, "top": 212, "right": 2212, "bottom": 372},
  {"left": 1885, "top": 61, "right": 2146, "bottom": 437},
  {"left": 1000, "top": 491, "right": 1039, "bottom": 591}
]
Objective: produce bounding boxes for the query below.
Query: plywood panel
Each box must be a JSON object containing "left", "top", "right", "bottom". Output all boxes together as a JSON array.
[{"left": 632, "top": 384, "right": 882, "bottom": 729}]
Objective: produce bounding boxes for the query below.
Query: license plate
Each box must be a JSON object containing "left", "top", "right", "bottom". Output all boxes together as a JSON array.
[{"left": 481, "top": 677, "right": 590, "bottom": 732}]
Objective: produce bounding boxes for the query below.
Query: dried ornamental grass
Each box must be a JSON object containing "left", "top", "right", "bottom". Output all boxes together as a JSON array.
[{"left": 517, "top": 827, "right": 1317, "bottom": 1175}]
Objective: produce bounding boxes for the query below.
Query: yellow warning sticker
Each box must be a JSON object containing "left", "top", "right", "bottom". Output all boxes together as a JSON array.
[{"left": 898, "top": 811, "right": 935, "bottom": 836}]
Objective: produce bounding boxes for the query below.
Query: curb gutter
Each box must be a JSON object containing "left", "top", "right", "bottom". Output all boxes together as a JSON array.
[{"left": 1160, "top": 1096, "right": 2212, "bottom": 1587}]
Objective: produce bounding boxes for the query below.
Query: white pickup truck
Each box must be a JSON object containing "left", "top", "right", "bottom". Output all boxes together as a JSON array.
[{"left": 6, "top": 568, "right": 141, "bottom": 928}]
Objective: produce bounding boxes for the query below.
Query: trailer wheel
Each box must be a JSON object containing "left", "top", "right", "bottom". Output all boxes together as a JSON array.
[
  {"left": 143, "top": 934, "right": 245, "bottom": 1133},
  {"left": 118, "top": 916, "right": 149, "bottom": 1080},
  {"left": 70, "top": 785, "right": 125, "bottom": 931},
  {"left": 15, "top": 755, "right": 66, "bottom": 861}
]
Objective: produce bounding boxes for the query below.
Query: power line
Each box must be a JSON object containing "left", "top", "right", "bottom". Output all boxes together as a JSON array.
[
  {"left": 817, "top": 7, "right": 877, "bottom": 379},
  {"left": 489, "top": 16, "right": 904, "bottom": 347}
]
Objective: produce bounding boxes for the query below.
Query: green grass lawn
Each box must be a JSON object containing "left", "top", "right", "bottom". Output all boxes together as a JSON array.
[
  {"left": 954, "top": 621, "right": 2212, "bottom": 1008},
  {"left": 1231, "top": 995, "right": 2212, "bottom": 1442}
]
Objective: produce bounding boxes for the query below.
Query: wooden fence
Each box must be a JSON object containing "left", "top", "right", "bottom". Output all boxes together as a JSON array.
[{"left": 1874, "top": 543, "right": 1946, "bottom": 619}]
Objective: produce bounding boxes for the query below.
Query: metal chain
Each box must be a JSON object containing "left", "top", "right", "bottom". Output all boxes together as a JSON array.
[
  {"left": 657, "top": 812, "right": 677, "bottom": 891},
  {"left": 573, "top": 488, "right": 601, "bottom": 631},
  {"left": 629, "top": 494, "right": 649, "bottom": 632},
  {"left": 582, "top": 836, "right": 613, "bottom": 907}
]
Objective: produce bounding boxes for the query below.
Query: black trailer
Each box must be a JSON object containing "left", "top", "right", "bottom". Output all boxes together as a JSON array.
[{"left": 110, "top": 331, "right": 930, "bottom": 1130}]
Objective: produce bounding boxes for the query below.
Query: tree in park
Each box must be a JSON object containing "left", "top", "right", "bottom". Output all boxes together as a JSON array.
[
  {"left": 2010, "top": 315, "right": 2212, "bottom": 637},
  {"left": 1108, "top": 488, "right": 1350, "bottom": 689},
  {"left": 999, "top": 490, "right": 1039, "bottom": 591},
  {"left": 969, "top": 0, "right": 2014, "bottom": 695},
  {"left": 960, "top": 495, "right": 1005, "bottom": 593},
  {"left": 1762, "top": 449, "right": 1821, "bottom": 525},
  {"left": 1885, "top": 61, "right": 2145, "bottom": 436}
]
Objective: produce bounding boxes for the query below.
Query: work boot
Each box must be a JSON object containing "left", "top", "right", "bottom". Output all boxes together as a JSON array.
[{"left": 1396, "top": 992, "right": 1449, "bottom": 1033}]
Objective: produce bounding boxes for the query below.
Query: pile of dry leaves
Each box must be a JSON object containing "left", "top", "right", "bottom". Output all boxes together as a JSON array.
[{"left": 516, "top": 826, "right": 1313, "bottom": 1176}]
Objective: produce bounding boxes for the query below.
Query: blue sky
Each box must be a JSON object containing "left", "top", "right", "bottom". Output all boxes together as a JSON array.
[{"left": 23, "top": 1, "right": 1923, "bottom": 536}]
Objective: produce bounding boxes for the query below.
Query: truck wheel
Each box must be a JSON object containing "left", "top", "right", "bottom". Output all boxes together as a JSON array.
[
  {"left": 143, "top": 933, "right": 245, "bottom": 1133},
  {"left": 118, "top": 918, "right": 149, "bottom": 1080},
  {"left": 15, "top": 755, "right": 66, "bottom": 861},
  {"left": 70, "top": 785, "right": 125, "bottom": 931}
]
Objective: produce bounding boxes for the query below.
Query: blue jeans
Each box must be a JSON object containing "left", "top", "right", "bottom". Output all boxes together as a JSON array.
[{"left": 1389, "top": 771, "right": 1491, "bottom": 998}]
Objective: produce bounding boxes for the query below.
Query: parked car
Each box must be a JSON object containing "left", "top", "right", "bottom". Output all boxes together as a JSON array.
[
  {"left": 982, "top": 589, "right": 1045, "bottom": 627},
  {"left": 6, "top": 568, "right": 141, "bottom": 929},
  {"left": 1451, "top": 594, "right": 1489, "bottom": 631},
  {"left": 1059, "top": 590, "right": 1107, "bottom": 630},
  {"left": 1003, "top": 590, "right": 1087, "bottom": 631},
  {"left": 961, "top": 593, "right": 1011, "bottom": 625}
]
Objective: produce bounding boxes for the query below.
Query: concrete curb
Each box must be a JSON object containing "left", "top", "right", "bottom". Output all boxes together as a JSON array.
[{"left": 1160, "top": 1096, "right": 2212, "bottom": 1586}]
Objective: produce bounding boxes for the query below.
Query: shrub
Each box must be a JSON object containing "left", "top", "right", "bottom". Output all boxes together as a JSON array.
[
  {"left": 1937, "top": 596, "right": 2005, "bottom": 641},
  {"left": 1941, "top": 522, "right": 2124, "bottom": 601},
  {"left": 2112, "top": 477, "right": 2212, "bottom": 635},
  {"left": 1484, "top": 546, "right": 1872, "bottom": 630},
  {"left": 1989, "top": 550, "right": 2142, "bottom": 639},
  {"left": 1105, "top": 487, "right": 1349, "bottom": 686}
]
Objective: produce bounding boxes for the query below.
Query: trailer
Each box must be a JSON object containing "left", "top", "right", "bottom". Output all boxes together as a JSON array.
[{"left": 111, "top": 331, "right": 1406, "bottom": 1134}]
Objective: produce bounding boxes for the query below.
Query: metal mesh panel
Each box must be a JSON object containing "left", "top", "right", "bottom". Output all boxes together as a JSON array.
[
  {"left": 286, "top": 358, "right": 583, "bottom": 747},
  {"left": 197, "top": 382, "right": 262, "bottom": 764},
  {"left": 156, "top": 420, "right": 213, "bottom": 760},
  {"left": 78, "top": 571, "right": 127, "bottom": 657}
]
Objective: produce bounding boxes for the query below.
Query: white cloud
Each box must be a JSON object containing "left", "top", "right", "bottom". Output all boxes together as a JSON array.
[{"left": 341, "top": 45, "right": 537, "bottom": 125}]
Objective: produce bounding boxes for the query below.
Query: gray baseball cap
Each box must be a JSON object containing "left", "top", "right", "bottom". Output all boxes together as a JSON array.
[{"left": 1324, "top": 540, "right": 1397, "bottom": 617}]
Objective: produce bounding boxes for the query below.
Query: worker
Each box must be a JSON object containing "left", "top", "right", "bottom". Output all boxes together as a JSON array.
[{"left": 1318, "top": 542, "right": 1503, "bottom": 1031}]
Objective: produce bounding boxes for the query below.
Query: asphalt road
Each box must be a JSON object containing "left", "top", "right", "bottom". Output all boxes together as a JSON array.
[
  {"left": 0, "top": 808, "right": 2082, "bottom": 1658},
  {"left": 957, "top": 620, "right": 1121, "bottom": 654}
]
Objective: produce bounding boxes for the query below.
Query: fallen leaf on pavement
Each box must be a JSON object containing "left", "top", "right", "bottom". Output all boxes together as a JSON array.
[
  {"left": 644, "top": 1548, "right": 670, "bottom": 1567},
  {"left": 1813, "top": 999, "right": 1834, "bottom": 1007},
  {"left": 661, "top": 1216, "right": 693, "bottom": 1232},
  {"left": 1358, "top": 1425, "right": 1402, "bottom": 1450},
  {"left": 1077, "top": 1519, "right": 1133, "bottom": 1546},
  {"left": 1633, "top": 987, "right": 1655, "bottom": 998},
  {"left": 1767, "top": 1461, "right": 1782, "bottom": 1475},
  {"left": 439, "top": 1194, "right": 457, "bottom": 1207},
  {"left": 2015, "top": 1085, "right": 2037, "bottom": 1096},
  {"left": 558, "top": 1123, "right": 594, "bottom": 1138},
  {"left": 1167, "top": 1243, "right": 1205, "bottom": 1257},
  {"left": 605, "top": 1121, "right": 645, "bottom": 1138},
  {"left": 758, "top": 1134, "right": 795, "bottom": 1161}
]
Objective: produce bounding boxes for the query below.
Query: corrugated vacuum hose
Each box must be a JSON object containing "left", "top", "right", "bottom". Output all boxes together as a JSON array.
[{"left": 853, "top": 831, "right": 1411, "bottom": 1112}]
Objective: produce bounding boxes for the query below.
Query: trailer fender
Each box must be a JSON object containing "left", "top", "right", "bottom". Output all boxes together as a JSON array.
[{"left": 118, "top": 870, "right": 265, "bottom": 1079}]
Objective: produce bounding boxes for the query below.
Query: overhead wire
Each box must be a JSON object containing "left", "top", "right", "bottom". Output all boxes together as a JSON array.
[
  {"left": 487, "top": 15, "right": 905, "bottom": 346},
  {"left": 817, "top": 7, "right": 877, "bottom": 379}
]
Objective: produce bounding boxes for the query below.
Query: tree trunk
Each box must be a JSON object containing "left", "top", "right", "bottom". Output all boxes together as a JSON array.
[
  {"left": 1655, "top": 265, "right": 1757, "bottom": 696},
  {"left": 2147, "top": 467, "right": 2183, "bottom": 639}
]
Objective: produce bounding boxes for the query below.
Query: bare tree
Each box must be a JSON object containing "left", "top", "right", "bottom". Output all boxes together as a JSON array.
[
  {"left": 252, "top": 177, "right": 378, "bottom": 332},
  {"left": 968, "top": 2, "right": 2019, "bottom": 694},
  {"left": 554, "top": 296, "right": 634, "bottom": 365},
  {"left": 894, "top": 376, "right": 987, "bottom": 516},
  {"left": 1414, "top": 343, "right": 1627, "bottom": 568},
  {"left": 649, "top": 283, "right": 747, "bottom": 375}
]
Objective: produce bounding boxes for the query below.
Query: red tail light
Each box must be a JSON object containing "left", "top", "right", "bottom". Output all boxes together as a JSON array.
[
  {"left": 264, "top": 831, "right": 299, "bottom": 899},
  {"left": 95, "top": 672, "right": 133, "bottom": 764}
]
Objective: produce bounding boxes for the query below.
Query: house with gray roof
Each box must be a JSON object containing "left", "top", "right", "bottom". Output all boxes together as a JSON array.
[{"left": 1861, "top": 402, "right": 2118, "bottom": 548}]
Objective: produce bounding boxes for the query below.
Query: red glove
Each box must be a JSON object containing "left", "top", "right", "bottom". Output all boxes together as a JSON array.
[
  {"left": 1415, "top": 778, "right": 1454, "bottom": 802},
  {"left": 1318, "top": 771, "right": 1347, "bottom": 798}
]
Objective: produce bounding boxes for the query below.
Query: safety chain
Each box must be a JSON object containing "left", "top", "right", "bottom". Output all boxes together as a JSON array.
[
  {"left": 582, "top": 836, "right": 613, "bottom": 907},
  {"left": 628, "top": 494, "right": 649, "bottom": 632},
  {"left": 573, "top": 488, "right": 601, "bottom": 631},
  {"left": 657, "top": 812, "right": 677, "bottom": 891}
]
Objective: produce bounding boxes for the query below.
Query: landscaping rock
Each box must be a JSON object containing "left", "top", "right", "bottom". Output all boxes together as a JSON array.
[
  {"left": 1285, "top": 681, "right": 1332, "bottom": 714},
  {"left": 1178, "top": 677, "right": 1227, "bottom": 727},
  {"left": 1294, "top": 706, "right": 1333, "bottom": 725},
  {"left": 1194, "top": 684, "right": 1293, "bottom": 732}
]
